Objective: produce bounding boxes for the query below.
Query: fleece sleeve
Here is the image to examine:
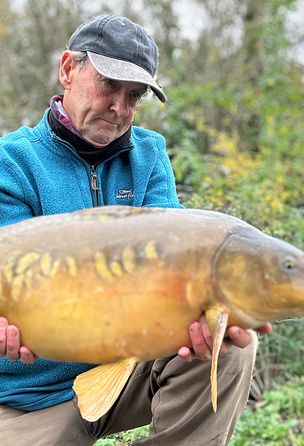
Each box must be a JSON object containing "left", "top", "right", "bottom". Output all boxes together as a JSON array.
[
  {"left": 142, "top": 135, "right": 183, "bottom": 208},
  {"left": 0, "top": 160, "right": 35, "bottom": 227}
]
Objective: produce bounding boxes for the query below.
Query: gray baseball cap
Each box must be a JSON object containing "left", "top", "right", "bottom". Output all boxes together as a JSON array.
[{"left": 67, "top": 15, "right": 166, "bottom": 102}]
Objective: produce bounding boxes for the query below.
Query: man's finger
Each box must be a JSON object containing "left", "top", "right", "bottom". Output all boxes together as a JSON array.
[
  {"left": 255, "top": 323, "right": 272, "bottom": 335},
  {"left": 227, "top": 326, "right": 252, "bottom": 349},
  {"left": 199, "top": 316, "right": 214, "bottom": 351},
  {"left": 19, "top": 346, "right": 36, "bottom": 364},
  {"left": 0, "top": 317, "right": 8, "bottom": 356},
  {"left": 177, "top": 346, "right": 194, "bottom": 362},
  {"left": 189, "top": 322, "right": 211, "bottom": 360},
  {"left": 6, "top": 325, "right": 20, "bottom": 360}
]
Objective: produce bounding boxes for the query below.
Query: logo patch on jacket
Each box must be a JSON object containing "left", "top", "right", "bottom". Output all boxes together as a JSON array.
[{"left": 116, "top": 189, "right": 134, "bottom": 199}]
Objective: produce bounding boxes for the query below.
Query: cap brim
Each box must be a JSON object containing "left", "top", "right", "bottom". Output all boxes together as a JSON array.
[{"left": 87, "top": 51, "right": 166, "bottom": 103}]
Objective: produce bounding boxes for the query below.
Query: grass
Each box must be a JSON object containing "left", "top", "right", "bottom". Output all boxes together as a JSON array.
[{"left": 94, "top": 426, "right": 149, "bottom": 445}]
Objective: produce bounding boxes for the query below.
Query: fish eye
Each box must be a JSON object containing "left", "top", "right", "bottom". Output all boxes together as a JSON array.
[{"left": 281, "top": 255, "right": 296, "bottom": 272}]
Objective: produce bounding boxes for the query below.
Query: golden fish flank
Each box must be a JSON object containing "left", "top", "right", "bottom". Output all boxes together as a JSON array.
[
  {"left": 94, "top": 243, "right": 160, "bottom": 281},
  {"left": 3, "top": 260, "right": 14, "bottom": 283},
  {"left": 95, "top": 251, "right": 113, "bottom": 280},
  {"left": 1, "top": 250, "right": 23, "bottom": 283},
  {"left": 99, "top": 215, "right": 111, "bottom": 222},
  {"left": 95, "top": 248, "right": 136, "bottom": 279},
  {"left": 41, "top": 256, "right": 61, "bottom": 278},
  {"left": 40, "top": 253, "right": 53, "bottom": 276},
  {"left": 11, "top": 274, "right": 25, "bottom": 301},
  {"left": 2, "top": 252, "right": 63, "bottom": 294},
  {"left": 1, "top": 253, "right": 37, "bottom": 301},
  {"left": 110, "top": 261, "right": 123, "bottom": 277},
  {"left": 15, "top": 252, "right": 40, "bottom": 275},
  {"left": 122, "top": 247, "right": 136, "bottom": 274},
  {"left": 24, "top": 270, "right": 34, "bottom": 290},
  {"left": 66, "top": 256, "right": 77, "bottom": 277},
  {"left": 144, "top": 240, "right": 158, "bottom": 260}
]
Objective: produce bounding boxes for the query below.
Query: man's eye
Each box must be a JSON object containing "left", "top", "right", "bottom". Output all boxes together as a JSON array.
[
  {"left": 105, "top": 78, "right": 117, "bottom": 88},
  {"left": 130, "top": 91, "right": 143, "bottom": 101}
]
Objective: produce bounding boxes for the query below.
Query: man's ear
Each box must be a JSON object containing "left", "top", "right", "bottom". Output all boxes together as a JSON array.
[{"left": 59, "top": 51, "right": 75, "bottom": 89}]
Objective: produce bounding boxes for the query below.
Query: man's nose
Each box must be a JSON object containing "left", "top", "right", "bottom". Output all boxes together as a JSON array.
[{"left": 109, "top": 91, "right": 130, "bottom": 118}]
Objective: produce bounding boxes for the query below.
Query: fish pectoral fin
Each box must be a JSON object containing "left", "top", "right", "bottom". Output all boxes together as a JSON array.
[
  {"left": 73, "top": 357, "right": 138, "bottom": 422},
  {"left": 205, "top": 306, "right": 229, "bottom": 413}
]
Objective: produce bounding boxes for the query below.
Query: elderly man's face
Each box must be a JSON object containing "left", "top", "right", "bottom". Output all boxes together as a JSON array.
[{"left": 60, "top": 52, "right": 147, "bottom": 147}]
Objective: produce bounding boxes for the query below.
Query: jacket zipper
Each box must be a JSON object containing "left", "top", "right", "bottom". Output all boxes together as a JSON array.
[
  {"left": 51, "top": 132, "right": 133, "bottom": 208},
  {"left": 90, "top": 165, "right": 100, "bottom": 207}
]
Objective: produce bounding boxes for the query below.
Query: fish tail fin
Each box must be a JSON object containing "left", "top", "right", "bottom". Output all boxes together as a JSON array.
[
  {"left": 73, "top": 357, "right": 138, "bottom": 422},
  {"left": 205, "top": 307, "right": 229, "bottom": 413}
]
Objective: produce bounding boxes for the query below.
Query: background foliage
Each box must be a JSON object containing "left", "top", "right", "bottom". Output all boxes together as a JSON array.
[{"left": 1, "top": 0, "right": 303, "bottom": 444}]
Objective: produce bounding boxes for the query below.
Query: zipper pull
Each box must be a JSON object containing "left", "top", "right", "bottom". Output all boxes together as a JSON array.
[
  {"left": 90, "top": 166, "right": 100, "bottom": 207},
  {"left": 91, "top": 168, "right": 100, "bottom": 191}
]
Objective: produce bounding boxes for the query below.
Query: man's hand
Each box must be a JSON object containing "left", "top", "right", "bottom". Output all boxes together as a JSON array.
[
  {"left": 0, "top": 317, "right": 36, "bottom": 364},
  {"left": 178, "top": 315, "right": 272, "bottom": 362}
]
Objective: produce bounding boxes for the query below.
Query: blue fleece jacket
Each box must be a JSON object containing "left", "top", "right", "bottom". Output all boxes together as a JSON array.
[{"left": 0, "top": 110, "right": 182, "bottom": 411}]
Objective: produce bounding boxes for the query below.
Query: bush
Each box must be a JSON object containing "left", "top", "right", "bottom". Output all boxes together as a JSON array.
[
  {"left": 94, "top": 425, "right": 149, "bottom": 446},
  {"left": 231, "top": 378, "right": 304, "bottom": 446}
]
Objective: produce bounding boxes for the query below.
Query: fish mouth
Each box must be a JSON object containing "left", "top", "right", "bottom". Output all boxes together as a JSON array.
[{"left": 264, "top": 283, "right": 304, "bottom": 317}]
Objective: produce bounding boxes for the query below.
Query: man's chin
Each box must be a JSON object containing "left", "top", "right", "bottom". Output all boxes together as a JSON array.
[
  {"left": 82, "top": 132, "right": 112, "bottom": 148},
  {"left": 82, "top": 126, "right": 125, "bottom": 147}
]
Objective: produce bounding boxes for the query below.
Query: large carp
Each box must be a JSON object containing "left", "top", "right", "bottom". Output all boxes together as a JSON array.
[{"left": 0, "top": 206, "right": 304, "bottom": 420}]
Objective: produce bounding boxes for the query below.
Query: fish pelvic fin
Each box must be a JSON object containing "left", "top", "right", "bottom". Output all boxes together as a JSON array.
[
  {"left": 205, "top": 306, "right": 229, "bottom": 413},
  {"left": 73, "top": 357, "right": 138, "bottom": 422}
]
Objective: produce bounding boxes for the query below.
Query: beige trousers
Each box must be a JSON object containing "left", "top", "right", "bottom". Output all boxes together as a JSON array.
[{"left": 0, "top": 334, "right": 258, "bottom": 446}]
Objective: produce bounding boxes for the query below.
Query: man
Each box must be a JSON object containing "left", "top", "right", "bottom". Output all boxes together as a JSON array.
[{"left": 0, "top": 15, "right": 271, "bottom": 445}]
